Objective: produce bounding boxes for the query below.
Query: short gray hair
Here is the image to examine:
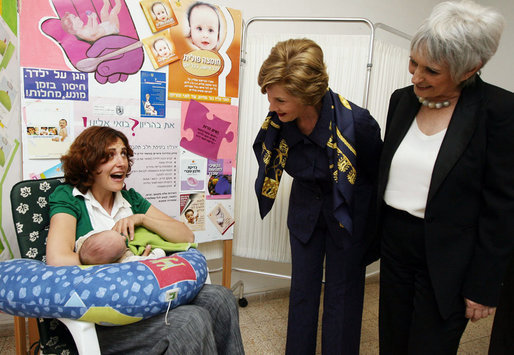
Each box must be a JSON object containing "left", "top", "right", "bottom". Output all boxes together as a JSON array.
[{"left": 411, "top": 0, "right": 504, "bottom": 87}]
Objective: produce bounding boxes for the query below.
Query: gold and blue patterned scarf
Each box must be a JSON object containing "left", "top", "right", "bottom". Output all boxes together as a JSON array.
[{"left": 253, "top": 89, "right": 357, "bottom": 234}]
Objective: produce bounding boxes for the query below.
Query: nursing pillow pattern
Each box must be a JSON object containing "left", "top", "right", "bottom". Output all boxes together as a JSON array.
[{"left": 0, "top": 248, "right": 207, "bottom": 325}]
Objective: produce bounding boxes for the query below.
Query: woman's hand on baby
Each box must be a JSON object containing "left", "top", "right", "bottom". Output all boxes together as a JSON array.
[{"left": 112, "top": 214, "right": 144, "bottom": 240}]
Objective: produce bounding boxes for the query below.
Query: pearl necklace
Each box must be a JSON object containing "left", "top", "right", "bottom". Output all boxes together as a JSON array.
[{"left": 417, "top": 96, "right": 451, "bottom": 109}]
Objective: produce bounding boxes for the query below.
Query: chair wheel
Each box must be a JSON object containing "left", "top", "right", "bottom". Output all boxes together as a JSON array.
[{"left": 238, "top": 297, "right": 248, "bottom": 307}]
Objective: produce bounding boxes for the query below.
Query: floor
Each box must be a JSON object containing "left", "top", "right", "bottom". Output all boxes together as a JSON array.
[
  {"left": 239, "top": 274, "right": 494, "bottom": 354},
  {"left": 0, "top": 274, "right": 495, "bottom": 354}
]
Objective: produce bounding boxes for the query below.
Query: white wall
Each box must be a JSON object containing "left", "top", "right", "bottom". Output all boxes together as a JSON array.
[
  {"left": 479, "top": 0, "right": 514, "bottom": 92},
  {"left": 216, "top": 0, "right": 513, "bottom": 92}
]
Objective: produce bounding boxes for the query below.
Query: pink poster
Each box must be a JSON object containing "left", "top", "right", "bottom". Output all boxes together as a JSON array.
[
  {"left": 20, "top": 0, "right": 143, "bottom": 84},
  {"left": 180, "top": 99, "right": 238, "bottom": 167}
]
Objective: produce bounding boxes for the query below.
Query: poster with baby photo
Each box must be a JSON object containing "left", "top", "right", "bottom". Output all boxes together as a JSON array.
[
  {"left": 180, "top": 156, "right": 206, "bottom": 191},
  {"left": 165, "top": 0, "right": 242, "bottom": 103},
  {"left": 140, "top": 0, "right": 178, "bottom": 33},
  {"left": 208, "top": 203, "right": 234, "bottom": 235},
  {"left": 180, "top": 192, "right": 205, "bottom": 231},
  {"left": 23, "top": 101, "right": 72, "bottom": 159},
  {"left": 142, "top": 31, "right": 180, "bottom": 69}
]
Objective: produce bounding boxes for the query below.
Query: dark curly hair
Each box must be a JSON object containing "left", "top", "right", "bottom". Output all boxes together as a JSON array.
[{"left": 61, "top": 126, "right": 134, "bottom": 193}]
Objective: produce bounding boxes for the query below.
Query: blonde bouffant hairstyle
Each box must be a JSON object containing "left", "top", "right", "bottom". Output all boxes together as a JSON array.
[{"left": 258, "top": 38, "right": 329, "bottom": 106}]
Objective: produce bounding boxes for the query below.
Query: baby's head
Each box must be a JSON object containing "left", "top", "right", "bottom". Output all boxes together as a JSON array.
[
  {"left": 61, "top": 12, "right": 84, "bottom": 34},
  {"left": 187, "top": 2, "right": 220, "bottom": 50},
  {"left": 185, "top": 209, "right": 195, "bottom": 224},
  {"left": 153, "top": 38, "right": 172, "bottom": 58},
  {"left": 151, "top": 1, "right": 169, "bottom": 22},
  {"left": 79, "top": 230, "right": 126, "bottom": 265},
  {"left": 59, "top": 119, "right": 67, "bottom": 128},
  {"left": 215, "top": 207, "right": 224, "bottom": 225}
]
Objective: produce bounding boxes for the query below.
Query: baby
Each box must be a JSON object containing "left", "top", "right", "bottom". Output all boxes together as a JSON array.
[
  {"left": 186, "top": 2, "right": 220, "bottom": 51},
  {"left": 151, "top": 1, "right": 170, "bottom": 23},
  {"left": 214, "top": 206, "right": 224, "bottom": 227},
  {"left": 61, "top": 0, "right": 122, "bottom": 43},
  {"left": 78, "top": 229, "right": 165, "bottom": 265},
  {"left": 152, "top": 37, "right": 173, "bottom": 61},
  {"left": 52, "top": 119, "right": 68, "bottom": 142},
  {"left": 185, "top": 209, "right": 198, "bottom": 225}
]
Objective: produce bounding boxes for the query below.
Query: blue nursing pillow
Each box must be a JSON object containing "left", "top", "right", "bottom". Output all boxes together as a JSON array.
[{"left": 0, "top": 248, "right": 207, "bottom": 325}]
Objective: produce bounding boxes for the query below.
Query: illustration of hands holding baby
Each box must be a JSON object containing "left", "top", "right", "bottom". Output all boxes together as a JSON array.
[{"left": 41, "top": 0, "right": 144, "bottom": 84}]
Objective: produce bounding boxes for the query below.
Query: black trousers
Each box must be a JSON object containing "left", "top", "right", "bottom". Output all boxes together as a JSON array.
[
  {"left": 489, "top": 252, "right": 514, "bottom": 355},
  {"left": 379, "top": 205, "right": 468, "bottom": 355}
]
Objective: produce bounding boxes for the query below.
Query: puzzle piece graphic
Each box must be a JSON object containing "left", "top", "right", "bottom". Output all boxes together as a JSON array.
[{"left": 180, "top": 100, "right": 234, "bottom": 160}]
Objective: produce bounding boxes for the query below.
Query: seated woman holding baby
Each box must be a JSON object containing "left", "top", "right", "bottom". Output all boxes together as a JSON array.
[{"left": 46, "top": 125, "right": 244, "bottom": 354}]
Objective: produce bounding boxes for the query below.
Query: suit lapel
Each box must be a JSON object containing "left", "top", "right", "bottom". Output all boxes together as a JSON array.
[
  {"left": 427, "top": 81, "right": 482, "bottom": 202},
  {"left": 378, "top": 89, "right": 419, "bottom": 196}
]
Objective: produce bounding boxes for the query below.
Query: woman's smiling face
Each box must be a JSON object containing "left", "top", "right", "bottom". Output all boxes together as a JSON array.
[
  {"left": 409, "top": 50, "right": 461, "bottom": 101},
  {"left": 92, "top": 138, "right": 129, "bottom": 194},
  {"left": 266, "top": 84, "right": 307, "bottom": 123}
]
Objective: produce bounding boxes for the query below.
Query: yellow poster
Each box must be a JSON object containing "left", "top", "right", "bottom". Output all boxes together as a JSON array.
[{"left": 140, "top": 0, "right": 242, "bottom": 104}]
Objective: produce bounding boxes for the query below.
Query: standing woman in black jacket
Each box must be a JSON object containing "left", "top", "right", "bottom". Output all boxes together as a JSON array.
[{"left": 377, "top": 1, "right": 514, "bottom": 354}]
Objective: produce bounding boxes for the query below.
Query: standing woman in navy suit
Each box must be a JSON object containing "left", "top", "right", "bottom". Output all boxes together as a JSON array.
[
  {"left": 253, "top": 38, "right": 382, "bottom": 354},
  {"left": 377, "top": 1, "right": 514, "bottom": 354}
]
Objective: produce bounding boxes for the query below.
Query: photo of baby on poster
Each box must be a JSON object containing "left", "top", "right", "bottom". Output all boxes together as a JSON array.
[
  {"left": 140, "top": 0, "right": 178, "bottom": 33},
  {"left": 24, "top": 101, "right": 72, "bottom": 159},
  {"left": 180, "top": 192, "right": 205, "bottom": 232},
  {"left": 208, "top": 203, "right": 234, "bottom": 235},
  {"left": 162, "top": 0, "right": 242, "bottom": 103},
  {"left": 142, "top": 31, "right": 180, "bottom": 69}
]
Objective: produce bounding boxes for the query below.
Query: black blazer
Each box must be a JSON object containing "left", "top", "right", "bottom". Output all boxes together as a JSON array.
[{"left": 377, "top": 77, "right": 514, "bottom": 318}]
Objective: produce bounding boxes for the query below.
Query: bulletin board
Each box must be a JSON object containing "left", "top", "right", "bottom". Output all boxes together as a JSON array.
[{"left": 18, "top": 0, "right": 242, "bottom": 244}]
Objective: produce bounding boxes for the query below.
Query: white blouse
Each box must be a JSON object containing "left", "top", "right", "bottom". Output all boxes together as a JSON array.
[
  {"left": 384, "top": 118, "right": 446, "bottom": 218},
  {"left": 73, "top": 188, "right": 133, "bottom": 249}
]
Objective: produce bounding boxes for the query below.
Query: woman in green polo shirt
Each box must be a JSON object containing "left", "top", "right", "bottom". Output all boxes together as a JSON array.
[{"left": 46, "top": 126, "right": 244, "bottom": 355}]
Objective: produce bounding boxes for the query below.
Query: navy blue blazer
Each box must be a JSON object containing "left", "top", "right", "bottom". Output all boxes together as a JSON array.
[
  {"left": 283, "top": 99, "right": 382, "bottom": 256},
  {"left": 377, "top": 77, "right": 514, "bottom": 318}
]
